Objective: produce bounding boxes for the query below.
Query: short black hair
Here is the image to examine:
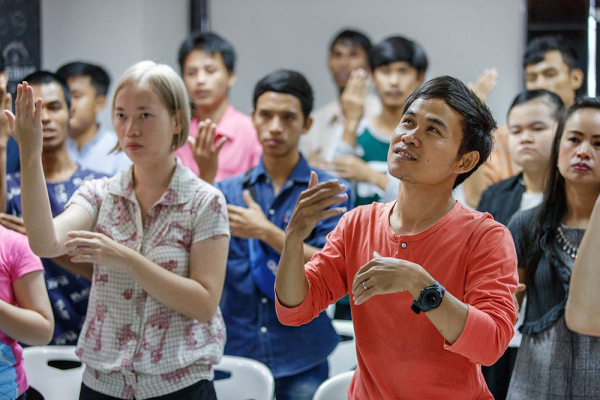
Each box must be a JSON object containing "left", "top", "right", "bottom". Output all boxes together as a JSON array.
[
  {"left": 23, "top": 70, "right": 71, "bottom": 110},
  {"left": 178, "top": 32, "right": 236, "bottom": 74},
  {"left": 329, "top": 29, "right": 372, "bottom": 55},
  {"left": 523, "top": 35, "right": 579, "bottom": 70},
  {"left": 56, "top": 62, "right": 111, "bottom": 96},
  {"left": 507, "top": 89, "right": 565, "bottom": 120},
  {"left": 369, "top": 36, "right": 428, "bottom": 73},
  {"left": 0, "top": 52, "right": 4, "bottom": 72},
  {"left": 403, "top": 76, "right": 497, "bottom": 188},
  {"left": 253, "top": 70, "right": 313, "bottom": 121}
]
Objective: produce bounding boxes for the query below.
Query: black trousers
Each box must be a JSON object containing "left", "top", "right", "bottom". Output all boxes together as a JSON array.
[
  {"left": 79, "top": 379, "right": 217, "bottom": 400},
  {"left": 481, "top": 347, "right": 519, "bottom": 400}
]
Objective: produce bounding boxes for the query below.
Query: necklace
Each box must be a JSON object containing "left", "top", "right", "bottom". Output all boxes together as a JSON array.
[{"left": 557, "top": 226, "right": 578, "bottom": 259}]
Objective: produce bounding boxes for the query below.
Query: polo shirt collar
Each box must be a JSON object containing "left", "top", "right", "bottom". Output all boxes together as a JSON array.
[{"left": 107, "top": 157, "right": 193, "bottom": 205}]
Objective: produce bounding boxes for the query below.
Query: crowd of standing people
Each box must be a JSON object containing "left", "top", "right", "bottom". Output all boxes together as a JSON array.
[{"left": 0, "top": 24, "right": 599, "bottom": 400}]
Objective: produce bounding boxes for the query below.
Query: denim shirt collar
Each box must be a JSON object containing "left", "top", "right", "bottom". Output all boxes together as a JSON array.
[{"left": 244, "top": 154, "right": 312, "bottom": 187}]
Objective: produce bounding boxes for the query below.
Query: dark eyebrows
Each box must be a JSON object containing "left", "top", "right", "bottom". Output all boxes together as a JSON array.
[
  {"left": 426, "top": 117, "right": 448, "bottom": 131},
  {"left": 403, "top": 110, "right": 448, "bottom": 131},
  {"left": 45, "top": 100, "right": 65, "bottom": 108},
  {"left": 567, "top": 130, "right": 600, "bottom": 138}
]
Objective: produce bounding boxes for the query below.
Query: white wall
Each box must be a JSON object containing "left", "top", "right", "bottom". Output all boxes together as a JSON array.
[
  {"left": 41, "top": 0, "right": 189, "bottom": 129},
  {"left": 211, "top": 0, "right": 525, "bottom": 124},
  {"left": 41, "top": 0, "right": 525, "bottom": 128}
]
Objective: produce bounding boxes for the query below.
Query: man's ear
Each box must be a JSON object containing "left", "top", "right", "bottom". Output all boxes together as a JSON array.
[
  {"left": 94, "top": 95, "right": 107, "bottom": 114},
  {"left": 455, "top": 150, "right": 480, "bottom": 175},
  {"left": 301, "top": 116, "right": 313, "bottom": 134},
  {"left": 227, "top": 72, "right": 237, "bottom": 89},
  {"left": 569, "top": 68, "right": 584, "bottom": 92}
]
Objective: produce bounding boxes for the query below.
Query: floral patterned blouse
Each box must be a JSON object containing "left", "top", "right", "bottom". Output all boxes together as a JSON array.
[{"left": 68, "top": 158, "right": 229, "bottom": 399}]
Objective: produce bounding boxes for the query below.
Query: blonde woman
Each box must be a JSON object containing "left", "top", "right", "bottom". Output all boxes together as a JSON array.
[{"left": 5, "top": 61, "right": 229, "bottom": 399}]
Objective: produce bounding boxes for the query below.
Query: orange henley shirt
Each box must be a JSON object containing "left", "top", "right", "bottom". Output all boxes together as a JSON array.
[{"left": 276, "top": 201, "right": 518, "bottom": 399}]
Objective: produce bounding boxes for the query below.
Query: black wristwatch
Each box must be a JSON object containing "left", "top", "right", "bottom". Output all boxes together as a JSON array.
[{"left": 411, "top": 281, "right": 446, "bottom": 314}]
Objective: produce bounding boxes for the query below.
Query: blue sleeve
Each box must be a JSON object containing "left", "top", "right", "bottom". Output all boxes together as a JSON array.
[{"left": 6, "top": 137, "right": 20, "bottom": 174}]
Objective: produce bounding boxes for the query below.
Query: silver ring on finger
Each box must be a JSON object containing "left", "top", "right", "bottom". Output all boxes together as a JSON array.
[{"left": 362, "top": 281, "right": 369, "bottom": 291}]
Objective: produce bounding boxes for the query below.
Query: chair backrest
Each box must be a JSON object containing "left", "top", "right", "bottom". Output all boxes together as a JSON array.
[
  {"left": 328, "top": 320, "right": 358, "bottom": 377},
  {"left": 22, "top": 346, "right": 84, "bottom": 400},
  {"left": 214, "top": 355, "right": 274, "bottom": 400},
  {"left": 313, "top": 370, "right": 354, "bottom": 400}
]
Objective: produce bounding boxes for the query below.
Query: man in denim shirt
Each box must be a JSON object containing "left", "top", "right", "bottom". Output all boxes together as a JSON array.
[{"left": 216, "top": 70, "right": 352, "bottom": 400}]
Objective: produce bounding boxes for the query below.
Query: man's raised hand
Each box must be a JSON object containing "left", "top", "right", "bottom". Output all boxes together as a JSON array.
[
  {"left": 4, "top": 82, "right": 43, "bottom": 157},
  {"left": 284, "top": 172, "right": 348, "bottom": 242},
  {"left": 189, "top": 119, "right": 227, "bottom": 184}
]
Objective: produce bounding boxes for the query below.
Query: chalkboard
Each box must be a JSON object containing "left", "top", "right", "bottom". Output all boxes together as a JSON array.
[{"left": 0, "top": 0, "right": 41, "bottom": 95}]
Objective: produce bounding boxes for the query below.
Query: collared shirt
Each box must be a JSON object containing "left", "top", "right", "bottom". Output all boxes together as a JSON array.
[
  {"left": 67, "top": 124, "right": 132, "bottom": 177},
  {"left": 215, "top": 155, "right": 352, "bottom": 378},
  {"left": 6, "top": 166, "right": 106, "bottom": 346},
  {"left": 174, "top": 104, "right": 262, "bottom": 182},
  {"left": 68, "top": 158, "right": 229, "bottom": 399},
  {"left": 299, "top": 94, "right": 381, "bottom": 164},
  {"left": 276, "top": 201, "right": 518, "bottom": 399}
]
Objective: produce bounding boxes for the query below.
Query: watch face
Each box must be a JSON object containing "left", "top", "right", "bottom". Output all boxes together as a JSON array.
[{"left": 424, "top": 290, "right": 440, "bottom": 306}]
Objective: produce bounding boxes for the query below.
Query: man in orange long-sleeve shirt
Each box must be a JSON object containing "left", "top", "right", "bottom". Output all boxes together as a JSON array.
[{"left": 275, "top": 76, "right": 518, "bottom": 399}]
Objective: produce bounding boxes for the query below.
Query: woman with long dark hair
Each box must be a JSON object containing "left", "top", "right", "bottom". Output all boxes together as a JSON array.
[{"left": 507, "top": 98, "right": 600, "bottom": 399}]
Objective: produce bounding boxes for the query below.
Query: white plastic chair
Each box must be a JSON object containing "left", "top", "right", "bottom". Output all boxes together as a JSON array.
[
  {"left": 313, "top": 370, "right": 354, "bottom": 400},
  {"left": 22, "top": 346, "right": 84, "bottom": 400},
  {"left": 328, "top": 320, "right": 358, "bottom": 377},
  {"left": 214, "top": 355, "right": 274, "bottom": 400}
]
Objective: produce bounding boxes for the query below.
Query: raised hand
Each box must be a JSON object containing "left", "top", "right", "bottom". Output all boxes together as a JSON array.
[
  {"left": 341, "top": 68, "right": 369, "bottom": 124},
  {"left": 284, "top": 172, "right": 347, "bottom": 242},
  {"left": 468, "top": 68, "right": 498, "bottom": 103},
  {"left": 327, "top": 154, "right": 372, "bottom": 183},
  {"left": 189, "top": 119, "right": 227, "bottom": 184},
  {"left": 4, "top": 82, "right": 43, "bottom": 157}
]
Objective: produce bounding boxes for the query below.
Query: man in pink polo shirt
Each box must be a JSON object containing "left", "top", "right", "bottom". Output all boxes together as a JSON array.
[
  {"left": 175, "top": 32, "right": 262, "bottom": 183},
  {"left": 275, "top": 76, "right": 518, "bottom": 399}
]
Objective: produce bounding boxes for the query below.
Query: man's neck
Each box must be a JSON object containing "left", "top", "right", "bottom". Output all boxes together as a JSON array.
[
  {"left": 390, "top": 181, "right": 456, "bottom": 235},
  {"left": 262, "top": 151, "right": 301, "bottom": 195},
  {"left": 41, "top": 146, "right": 78, "bottom": 183},
  {"left": 563, "top": 181, "right": 600, "bottom": 228},
  {"left": 73, "top": 122, "right": 99, "bottom": 152},
  {"left": 522, "top": 166, "right": 548, "bottom": 194},
  {"left": 373, "top": 104, "right": 404, "bottom": 136},
  {"left": 194, "top": 99, "right": 229, "bottom": 124}
]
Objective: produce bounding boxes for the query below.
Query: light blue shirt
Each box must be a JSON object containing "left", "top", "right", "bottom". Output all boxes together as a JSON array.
[{"left": 67, "top": 124, "right": 132, "bottom": 176}]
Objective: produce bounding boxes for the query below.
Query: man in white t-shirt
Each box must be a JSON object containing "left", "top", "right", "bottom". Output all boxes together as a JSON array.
[{"left": 300, "top": 29, "right": 380, "bottom": 166}]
